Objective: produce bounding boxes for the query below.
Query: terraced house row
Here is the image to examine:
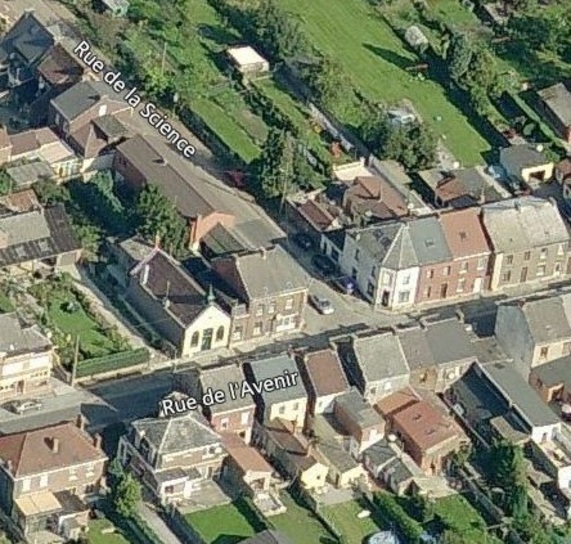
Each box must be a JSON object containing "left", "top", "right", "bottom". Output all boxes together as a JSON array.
[{"left": 334, "top": 195, "right": 571, "bottom": 310}]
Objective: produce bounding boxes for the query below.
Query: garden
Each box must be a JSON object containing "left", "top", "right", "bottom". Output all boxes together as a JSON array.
[{"left": 321, "top": 499, "right": 384, "bottom": 543}]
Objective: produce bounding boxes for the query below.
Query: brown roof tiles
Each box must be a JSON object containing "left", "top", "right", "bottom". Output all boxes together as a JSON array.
[
  {"left": 439, "top": 207, "right": 490, "bottom": 259},
  {"left": 301, "top": 349, "right": 349, "bottom": 397}
]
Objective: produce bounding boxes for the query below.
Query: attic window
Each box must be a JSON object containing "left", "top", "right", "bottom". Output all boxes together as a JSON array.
[
  {"left": 412, "top": 414, "right": 422, "bottom": 421},
  {"left": 424, "top": 239, "right": 435, "bottom": 248},
  {"left": 459, "top": 231, "right": 467, "bottom": 240}
]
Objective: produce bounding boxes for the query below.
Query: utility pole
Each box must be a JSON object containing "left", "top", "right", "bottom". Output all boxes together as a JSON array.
[
  {"left": 160, "top": 41, "right": 167, "bottom": 77},
  {"left": 70, "top": 334, "right": 80, "bottom": 386}
]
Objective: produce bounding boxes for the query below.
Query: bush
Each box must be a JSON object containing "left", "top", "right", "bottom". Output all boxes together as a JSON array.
[
  {"left": 76, "top": 348, "right": 150, "bottom": 378},
  {"left": 374, "top": 493, "right": 423, "bottom": 544}
]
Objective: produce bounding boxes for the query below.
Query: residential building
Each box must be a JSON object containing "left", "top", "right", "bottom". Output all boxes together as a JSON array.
[
  {"left": 117, "top": 409, "right": 226, "bottom": 505},
  {"left": 125, "top": 247, "right": 231, "bottom": 358},
  {"left": 212, "top": 246, "right": 308, "bottom": 343},
  {"left": 245, "top": 354, "right": 308, "bottom": 429},
  {"left": 0, "top": 416, "right": 107, "bottom": 540},
  {"left": 0, "top": 190, "right": 82, "bottom": 273},
  {"left": 529, "top": 355, "right": 571, "bottom": 405},
  {"left": 0, "top": 313, "right": 53, "bottom": 401},
  {"left": 391, "top": 398, "right": 467, "bottom": 474},
  {"left": 537, "top": 83, "right": 571, "bottom": 144},
  {"left": 499, "top": 144, "right": 554, "bottom": 187},
  {"left": 336, "top": 331, "right": 410, "bottom": 404},
  {"left": 419, "top": 208, "right": 490, "bottom": 302},
  {"left": 254, "top": 418, "right": 328, "bottom": 491},
  {"left": 397, "top": 317, "right": 477, "bottom": 393},
  {"left": 416, "top": 166, "right": 510, "bottom": 209},
  {"left": 495, "top": 294, "right": 571, "bottom": 374},
  {"left": 297, "top": 348, "right": 350, "bottom": 415},
  {"left": 333, "top": 388, "right": 385, "bottom": 458},
  {"left": 375, "top": 387, "right": 422, "bottom": 422},
  {"left": 175, "top": 364, "right": 255, "bottom": 443},
  {"left": 362, "top": 438, "right": 421, "bottom": 495},
  {"left": 481, "top": 196, "right": 571, "bottom": 291}
]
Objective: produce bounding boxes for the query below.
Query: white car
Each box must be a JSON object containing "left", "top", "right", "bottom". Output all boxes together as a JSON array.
[
  {"left": 309, "top": 294, "right": 334, "bottom": 315},
  {"left": 3, "top": 399, "right": 43, "bottom": 415}
]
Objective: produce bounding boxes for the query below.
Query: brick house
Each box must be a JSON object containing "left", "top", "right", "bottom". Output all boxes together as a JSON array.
[
  {"left": 175, "top": 364, "right": 256, "bottom": 443},
  {"left": 212, "top": 246, "right": 308, "bottom": 343},
  {"left": 0, "top": 416, "right": 107, "bottom": 541},
  {"left": 118, "top": 409, "right": 226, "bottom": 506}
]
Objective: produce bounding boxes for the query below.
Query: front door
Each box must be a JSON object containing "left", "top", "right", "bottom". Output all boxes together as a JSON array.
[
  {"left": 201, "top": 328, "right": 213, "bottom": 351},
  {"left": 473, "top": 277, "right": 483, "bottom": 293},
  {"left": 520, "top": 267, "right": 528, "bottom": 283},
  {"left": 381, "top": 290, "right": 390, "bottom": 307}
]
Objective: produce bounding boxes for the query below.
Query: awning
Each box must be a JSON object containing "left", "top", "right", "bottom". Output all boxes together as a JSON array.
[{"left": 15, "top": 492, "right": 63, "bottom": 517}]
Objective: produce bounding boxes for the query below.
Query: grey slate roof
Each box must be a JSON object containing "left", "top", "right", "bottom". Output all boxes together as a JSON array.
[
  {"left": 0, "top": 313, "right": 52, "bottom": 355},
  {"left": 224, "top": 246, "right": 308, "bottom": 300},
  {"left": 398, "top": 318, "right": 476, "bottom": 371},
  {"left": 538, "top": 83, "right": 571, "bottom": 127},
  {"left": 197, "top": 365, "right": 254, "bottom": 413},
  {"left": 481, "top": 196, "right": 570, "bottom": 252},
  {"left": 335, "top": 388, "right": 384, "bottom": 429},
  {"left": 531, "top": 355, "right": 571, "bottom": 388},
  {"left": 241, "top": 531, "right": 294, "bottom": 544},
  {"left": 351, "top": 215, "right": 452, "bottom": 270},
  {"left": 500, "top": 144, "right": 550, "bottom": 174},
  {"left": 52, "top": 81, "right": 126, "bottom": 122},
  {"left": 0, "top": 11, "right": 54, "bottom": 65},
  {"left": 363, "top": 438, "right": 417, "bottom": 485},
  {"left": 352, "top": 332, "right": 409, "bottom": 382},
  {"left": 482, "top": 361, "right": 560, "bottom": 428},
  {"left": 131, "top": 411, "right": 221, "bottom": 454},
  {"left": 247, "top": 354, "right": 307, "bottom": 405}
]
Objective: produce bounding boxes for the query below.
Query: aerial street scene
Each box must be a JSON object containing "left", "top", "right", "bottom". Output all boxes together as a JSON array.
[{"left": 1, "top": 0, "right": 571, "bottom": 543}]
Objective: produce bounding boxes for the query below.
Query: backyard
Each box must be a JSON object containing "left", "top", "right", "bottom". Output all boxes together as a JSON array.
[
  {"left": 277, "top": 0, "right": 491, "bottom": 165},
  {"left": 88, "top": 519, "right": 130, "bottom": 544},
  {"left": 322, "top": 500, "right": 383, "bottom": 543}
]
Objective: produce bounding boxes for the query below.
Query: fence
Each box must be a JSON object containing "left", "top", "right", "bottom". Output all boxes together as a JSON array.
[
  {"left": 75, "top": 347, "right": 150, "bottom": 379},
  {"left": 161, "top": 506, "right": 207, "bottom": 544}
]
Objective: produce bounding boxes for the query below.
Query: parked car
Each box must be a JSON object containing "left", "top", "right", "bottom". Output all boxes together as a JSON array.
[
  {"left": 309, "top": 294, "right": 334, "bottom": 315},
  {"left": 332, "top": 275, "right": 355, "bottom": 295},
  {"left": 312, "top": 254, "right": 336, "bottom": 277},
  {"left": 292, "top": 232, "right": 313, "bottom": 251},
  {"left": 3, "top": 399, "right": 43, "bottom": 414}
]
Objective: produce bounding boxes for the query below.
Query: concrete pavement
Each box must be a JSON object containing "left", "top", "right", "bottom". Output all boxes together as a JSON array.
[{"left": 138, "top": 503, "right": 183, "bottom": 544}]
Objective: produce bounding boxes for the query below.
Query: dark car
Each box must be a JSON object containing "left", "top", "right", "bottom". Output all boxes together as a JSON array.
[
  {"left": 312, "top": 254, "right": 336, "bottom": 277},
  {"left": 332, "top": 275, "right": 355, "bottom": 295},
  {"left": 292, "top": 232, "right": 313, "bottom": 251}
]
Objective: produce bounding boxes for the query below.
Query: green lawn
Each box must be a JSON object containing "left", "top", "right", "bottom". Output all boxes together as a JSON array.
[
  {"left": 278, "top": 0, "right": 491, "bottom": 165},
  {"left": 322, "top": 500, "right": 383, "bottom": 543},
  {"left": 88, "top": 519, "right": 130, "bottom": 544},
  {"left": 271, "top": 494, "right": 337, "bottom": 544},
  {"left": 185, "top": 502, "right": 258, "bottom": 544}
]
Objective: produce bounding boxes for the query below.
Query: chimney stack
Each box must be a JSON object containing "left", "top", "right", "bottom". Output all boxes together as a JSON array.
[
  {"left": 140, "top": 264, "right": 150, "bottom": 286},
  {"left": 93, "top": 434, "right": 102, "bottom": 449},
  {"left": 51, "top": 437, "right": 60, "bottom": 454},
  {"left": 6, "top": 460, "right": 13, "bottom": 474},
  {"left": 76, "top": 413, "right": 87, "bottom": 431},
  {"left": 260, "top": 247, "right": 267, "bottom": 260}
]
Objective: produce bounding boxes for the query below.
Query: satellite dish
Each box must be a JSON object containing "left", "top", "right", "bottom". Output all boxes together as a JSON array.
[{"left": 536, "top": 144, "right": 544, "bottom": 153}]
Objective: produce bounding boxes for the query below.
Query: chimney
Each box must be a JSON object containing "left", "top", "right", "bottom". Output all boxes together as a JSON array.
[
  {"left": 514, "top": 200, "right": 521, "bottom": 212},
  {"left": 50, "top": 437, "right": 60, "bottom": 454},
  {"left": 6, "top": 460, "right": 13, "bottom": 474},
  {"left": 140, "top": 264, "right": 150, "bottom": 286},
  {"left": 259, "top": 247, "right": 267, "bottom": 260},
  {"left": 76, "top": 413, "right": 87, "bottom": 431},
  {"left": 163, "top": 280, "right": 171, "bottom": 309},
  {"left": 93, "top": 434, "right": 102, "bottom": 449}
]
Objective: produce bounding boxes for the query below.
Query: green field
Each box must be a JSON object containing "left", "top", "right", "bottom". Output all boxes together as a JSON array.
[
  {"left": 185, "top": 502, "right": 258, "bottom": 543},
  {"left": 88, "top": 520, "right": 130, "bottom": 544},
  {"left": 322, "top": 500, "right": 383, "bottom": 543},
  {"left": 278, "top": 0, "right": 491, "bottom": 165}
]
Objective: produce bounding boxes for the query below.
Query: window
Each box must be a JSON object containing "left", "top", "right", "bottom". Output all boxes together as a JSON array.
[
  {"left": 22, "top": 479, "right": 31, "bottom": 492},
  {"left": 477, "top": 257, "right": 486, "bottom": 271},
  {"left": 540, "top": 248, "right": 548, "bottom": 260},
  {"left": 402, "top": 275, "right": 410, "bottom": 285},
  {"left": 164, "top": 485, "right": 175, "bottom": 495},
  {"left": 506, "top": 255, "right": 514, "bottom": 265},
  {"left": 426, "top": 269, "right": 434, "bottom": 279},
  {"left": 232, "top": 326, "right": 243, "bottom": 342},
  {"left": 216, "top": 326, "right": 224, "bottom": 342},
  {"left": 564, "top": 342, "right": 571, "bottom": 355},
  {"left": 443, "top": 266, "right": 451, "bottom": 276},
  {"left": 369, "top": 386, "right": 377, "bottom": 395},
  {"left": 279, "top": 405, "right": 286, "bottom": 415},
  {"left": 367, "top": 282, "right": 374, "bottom": 297},
  {"left": 354, "top": 248, "right": 360, "bottom": 262},
  {"left": 255, "top": 305, "right": 264, "bottom": 317},
  {"left": 39, "top": 474, "right": 48, "bottom": 488},
  {"left": 457, "top": 278, "right": 466, "bottom": 292},
  {"left": 191, "top": 331, "right": 199, "bottom": 347},
  {"left": 502, "top": 271, "right": 512, "bottom": 282},
  {"left": 220, "top": 418, "right": 229, "bottom": 430},
  {"left": 351, "top": 267, "right": 358, "bottom": 280},
  {"left": 253, "top": 322, "right": 263, "bottom": 336},
  {"left": 537, "top": 264, "right": 546, "bottom": 276},
  {"left": 540, "top": 347, "right": 549, "bottom": 359},
  {"left": 268, "top": 301, "right": 276, "bottom": 314},
  {"left": 241, "top": 411, "right": 249, "bottom": 425},
  {"left": 524, "top": 251, "right": 531, "bottom": 261},
  {"left": 293, "top": 402, "right": 299, "bottom": 410},
  {"left": 425, "top": 286, "right": 432, "bottom": 298},
  {"left": 460, "top": 262, "right": 469, "bottom": 273},
  {"left": 558, "top": 244, "right": 565, "bottom": 256},
  {"left": 69, "top": 467, "right": 77, "bottom": 481},
  {"left": 398, "top": 291, "right": 410, "bottom": 303},
  {"left": 371, "top": 266, "right": 377, "bottom": 277},
  {"left": 284, "top": 298, "right": 294, "bottom": 310}
]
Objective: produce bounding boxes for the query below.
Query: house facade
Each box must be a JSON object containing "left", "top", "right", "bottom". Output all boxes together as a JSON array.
[
  {"left": 0, "top": 417, "right": 107, "bottom": 540},
  {"left": 118, "top": 410, "right": 227, "bottom": 505},
  {"left": 0, "top": 313, "right": 53, "bottom": 401}
]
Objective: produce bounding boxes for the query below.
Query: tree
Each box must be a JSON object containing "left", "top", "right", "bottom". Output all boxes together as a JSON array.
[
  {"left": 448, "top": 33, "right": 473, "bottom": 83},
  {"left": 439, "top": 530, "right": 465, "bottom": 544},
  {"left": 34, "top": 179, "right": 70, "bottom": 206},
  {"left": 303, "top": 56, "right": 349, "bottom": 111},
  {"left": 253, "top": 128, "right": 295, "bottom": 199},
  {"left": 112, "top": 472, "right": 142, "bottom": 519},
  {"left": 0, "top": 169, "right": 12, "bottom": 195},
  {"left": 136, "top": 184, "right": 187, "bottom": 255},
  {"left": 107, "top": 457, "right": 125, "bottom": 488}
]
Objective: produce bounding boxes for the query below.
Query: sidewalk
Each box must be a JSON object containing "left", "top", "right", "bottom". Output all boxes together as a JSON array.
[{"left": 138, "top": 502, "right": 183, "bottom": 544}]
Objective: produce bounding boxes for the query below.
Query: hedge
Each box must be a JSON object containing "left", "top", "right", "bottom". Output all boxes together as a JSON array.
[
  {"left": 373, "top": 492, "right": 424, "bottom": 544},
  {"left": 76, "top": 348, "right": 150, "bottom": 378}
]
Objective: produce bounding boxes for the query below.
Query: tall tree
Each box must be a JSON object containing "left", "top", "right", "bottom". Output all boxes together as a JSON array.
[
  {"left": 112, "top": 473, "right": 142, "bottom": 519},
  {"left": 448, "top": 33, "right": 473, "bottom": 83},
  {"left": 136, "top": 184, "right": 187, "bottom": 255},
  {"left": 304, "top": 56, "right": 349, "bottom": 110},
  {"left": 254, "top": 128, "right": 295, "bottom": 199}
]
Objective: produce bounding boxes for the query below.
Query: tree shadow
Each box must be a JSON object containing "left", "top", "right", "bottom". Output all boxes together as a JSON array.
[
  {"left": 362, "top": 43, "right": 413, "bottom": 71},
  {"left": 198, "top": 23, "right": 239, "bottom": 47},
  {"left": 212, "top": 536, "right": 244, "bottom": 544}
]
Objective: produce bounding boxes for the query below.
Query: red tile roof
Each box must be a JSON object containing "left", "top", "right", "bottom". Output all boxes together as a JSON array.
[
  {"left": 302, "top": 349, "right": 349, "bottom": 397},
  {"left": 439, "top": 207, "right": 490, "bottom": 259}
]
